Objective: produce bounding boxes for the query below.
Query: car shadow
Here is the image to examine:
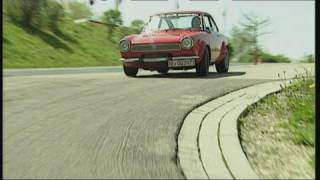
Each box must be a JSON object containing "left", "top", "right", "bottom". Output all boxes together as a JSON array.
[{"left": 137, "top": 71, "right": 246, "bottom": 79}]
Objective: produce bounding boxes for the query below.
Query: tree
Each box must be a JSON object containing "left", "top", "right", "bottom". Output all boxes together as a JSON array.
[
  {"left": 43, "top": 0, "right": 65, "bottom": 32},
  {"left": 102, "top": 9, "right": 123, "bottom": 39},
  {"left": 5, "top": 0, "right": 65, "bottom": 31},
  {"left": 5, "top": 0, "right": 46, "bottom": 28},
  {"left": 230, "top": 13, "right": 292, "bottom": 63},
  {"left": 68, "top": 2, "right": 92, "bottom": 20},
  {"left": 20, "top": 0, "right": 43, "bottom": 27},
  {"left": 229, "top": 26, "right": 253, "bottom": 61},
  {"left": 239, "top": 13, "right": 271, "bottom": 62},
  {"left": 130, "top": 19, "right": 145, "bottom": 33},
  {"left": 300, "top": 54, "right": 315, "bottom": 63}
]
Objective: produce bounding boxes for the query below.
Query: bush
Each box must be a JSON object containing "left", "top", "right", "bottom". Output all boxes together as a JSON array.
[
  {"left": 42, "top": 0, "right": 65, "bottom": 32},
  {"left": 4, "top": 0, "right": 20, "bottom": 22},
  {"left": 238, "top": 49, "right": 255, "bottom": 62},
  {"left": 102, "top": 9, "right": 123, "bottom": 39},
  {"left": 238, "top": 50, "right": 291, "bottom": 63},
  {"left": 259, "top": 52, "right": 291, "bottom": 63},
  {"left": 227, "top": 42, "right": 234, "bottom": 60},
  {"left": 130, "top": 19, "right": 145, "bottom": 34},
  {"left": 116, "top": 27, "right": 136, "bottom": 39},
  {"left": 300, "top": 54, "right": 315, "bottom": 63},
  {"left": 68, "top": 2, "right": 92, "bottom": 20},
  {"left": 5, "top": 0, "right": 45, "bottom": 27},
  {"left": 4, "top": 0, "right": 65, "bottom": 32}
]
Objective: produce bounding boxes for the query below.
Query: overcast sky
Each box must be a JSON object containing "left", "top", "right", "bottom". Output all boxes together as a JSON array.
[{"left": 81, "top": 0, "right": 315, "bottom": 61}]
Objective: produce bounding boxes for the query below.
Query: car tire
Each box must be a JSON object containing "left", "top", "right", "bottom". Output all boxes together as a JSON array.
[
  {"left": 157, "top": 69, "right": 169, "bottom": 74},
  {"left": 123, "top": 65, "right": 138, "bottom": 77},
  {"left": 215, "top": 47, "right": 229, "bottom": 73},
  {"left": 196, "top": 47, "right": 209, "bottom": 76}
]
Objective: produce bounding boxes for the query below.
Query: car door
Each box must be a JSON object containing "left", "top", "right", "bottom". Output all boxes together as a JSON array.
[
  {"left": 209, "top": 15, "right": 224, "bottom": 62},
  {"left": 203, "top": 14, "right": 220, "bottom": 63}
]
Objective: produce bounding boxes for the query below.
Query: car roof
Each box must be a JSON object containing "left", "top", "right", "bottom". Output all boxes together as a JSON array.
[{"left": 152, "top": 10, "right": 209, "bottom": 16}]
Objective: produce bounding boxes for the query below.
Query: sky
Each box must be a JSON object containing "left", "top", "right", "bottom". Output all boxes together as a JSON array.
[{"left": 79, "top": 0, "right": 315, "bottom": 61}]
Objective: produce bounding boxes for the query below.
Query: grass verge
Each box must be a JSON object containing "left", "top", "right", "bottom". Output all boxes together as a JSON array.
[
  {"left": 239, "top": 77, "right": 315, "bottom": 179},
  {"left": 3, "top": 17, "right": 121, "bottom": 68}
]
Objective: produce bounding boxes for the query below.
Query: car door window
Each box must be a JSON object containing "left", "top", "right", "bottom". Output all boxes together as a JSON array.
[
  {"left": 203, "top": 15, "right": 212, "bottom": 32},
  {"left": 209, "top": 16, "right": 218, "bottom": 32}
]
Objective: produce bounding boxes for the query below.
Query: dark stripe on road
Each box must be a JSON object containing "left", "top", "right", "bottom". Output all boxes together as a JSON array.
[
  {"left": 3, "top": 63, "right": 254, "bottom": 77},
  {"left": 3, "top": 67, "right": 123, "bottom": 77}
]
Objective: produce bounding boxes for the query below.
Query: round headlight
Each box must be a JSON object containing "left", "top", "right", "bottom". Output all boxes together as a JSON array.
[
  {"left": 181, "top": 37, "right": 194, "bottom": 49},
  {"left": 119, "top": 39, "right": 130, "bottom": 52}
]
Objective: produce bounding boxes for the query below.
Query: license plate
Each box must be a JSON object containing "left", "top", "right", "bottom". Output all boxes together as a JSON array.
[{"left": 168, "top": 59, "right": 195, "bottom": 67}]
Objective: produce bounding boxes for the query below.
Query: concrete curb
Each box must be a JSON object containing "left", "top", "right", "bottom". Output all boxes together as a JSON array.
[{"left": 177, "top": 80, "right": 288, "bottom": 179}]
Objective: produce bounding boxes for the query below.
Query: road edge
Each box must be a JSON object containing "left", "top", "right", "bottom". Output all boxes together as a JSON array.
[{"left": 177, "top": 80, "right": 290, "bottom": 179}]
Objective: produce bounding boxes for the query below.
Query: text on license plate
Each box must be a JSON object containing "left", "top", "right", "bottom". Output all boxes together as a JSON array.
[{"left": 168, "top": 59, "right": 195, "bottom": 67}]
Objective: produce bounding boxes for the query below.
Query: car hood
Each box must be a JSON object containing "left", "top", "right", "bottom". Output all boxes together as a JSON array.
[{"left": 129, "top": 30, "right": 199, "bottom": 44}]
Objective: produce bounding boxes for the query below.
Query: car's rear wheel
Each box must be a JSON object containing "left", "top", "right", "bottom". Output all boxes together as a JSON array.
[
  {"left": 157, "top": 69, "right": 169, "bottom": 74},
  {"left": 215, "top": 47, "right": 229, "bottom": 73},
  {"left": 196, "top": 47, "right": 209, "bottom": 76},
  {"left": 123, "top": 65, "right": 138, "bottom": 77}
]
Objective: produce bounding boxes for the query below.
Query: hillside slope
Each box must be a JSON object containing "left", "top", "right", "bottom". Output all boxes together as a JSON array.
[{"left": 3, "top": 19, "right": 121, "bottom": 68}]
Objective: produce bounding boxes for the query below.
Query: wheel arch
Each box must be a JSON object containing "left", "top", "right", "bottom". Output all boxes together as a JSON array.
[
  {"left": 205, "top": 45, "right": 211, "bottom": 61},
  {"left": 215, "top": 41, "right": 228, "bottom": 62}
]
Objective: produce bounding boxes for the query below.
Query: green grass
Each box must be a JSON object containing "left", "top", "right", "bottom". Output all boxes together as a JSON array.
[
  {"left": 283, "top": 79, "right": 315, "bottom": 146},
  {"left": 3, "top": 17, "right": 121, "bottom": 68},
  {"left": 310, "top": 154, "right": 315, "bottom": 168},
  {"left": 244, "top": 77, "right": 315, "bottom": 147},
  {"left": 242, "top": 77, "right": 315, "bottom": 169}
]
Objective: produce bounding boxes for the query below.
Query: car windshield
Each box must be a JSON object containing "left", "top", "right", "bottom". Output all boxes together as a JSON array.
[{"left": 142, "top": 13, "right": 203, "bottom": 33}]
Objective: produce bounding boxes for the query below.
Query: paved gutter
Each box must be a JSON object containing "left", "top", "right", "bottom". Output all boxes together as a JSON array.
[{"left": 177, "top": 80, "right": 291, "bottom": 179}]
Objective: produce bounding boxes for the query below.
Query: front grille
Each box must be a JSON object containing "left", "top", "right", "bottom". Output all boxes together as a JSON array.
[
  {"left": 131, "top": 43, "right": 181, "bottom": 52},
  {"left": 143, "top": 53, "right": 171, "bottom": 58}
]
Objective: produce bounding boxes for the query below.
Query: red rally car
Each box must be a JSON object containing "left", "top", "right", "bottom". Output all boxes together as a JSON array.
[{"left": 119, "top": 11, "right": 230, "bottom": 77}]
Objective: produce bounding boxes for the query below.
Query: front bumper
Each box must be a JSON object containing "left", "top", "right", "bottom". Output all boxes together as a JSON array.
[
  {"left": 120, "top": 56, "right": 200, "bottom": 70},
  {"left": 120, "top": 56, "right": 200, "bottom": 63}
]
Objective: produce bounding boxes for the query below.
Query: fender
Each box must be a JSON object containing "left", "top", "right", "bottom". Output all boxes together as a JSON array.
[
  {"left": 193, "top": 38, "right": 208, "bottom": 64},
  {"left": 215, "top": 41, "right": 227, "bottom": 63},
  {"left": 199, "top": 44, "right": 211, "bottom": 64}
]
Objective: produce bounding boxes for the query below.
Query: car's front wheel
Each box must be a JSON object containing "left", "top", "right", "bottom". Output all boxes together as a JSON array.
[
  {"left": 123, "top": 65, "right": 138, "bottom": 77},
  {"left": 215, "top": 47, "right": 229, "bottom": 73},
  {"left": 196, "top": 47, "right": 209, "bottom": 76}
]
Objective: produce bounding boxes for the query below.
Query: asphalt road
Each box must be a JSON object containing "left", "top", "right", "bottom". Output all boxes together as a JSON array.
[
  {"left": 3, "top": 63, "right": 313, "bottom": 179},
  {"left": 3, "top": 63, "right": 249, "bottom": 77}
]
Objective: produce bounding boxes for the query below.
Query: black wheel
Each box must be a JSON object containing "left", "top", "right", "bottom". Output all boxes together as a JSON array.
[
  {"left": 123, "top": 65, "right": 138, "bottom": 77},
  {"left": 196, "top": 47, "right": 209, "bottom": 76},
  {"left": 157, "top": 69, "right": 169, "bottom": 74},
  {"left": 215, "top": 47, "right": 229, "bottom": 73}
]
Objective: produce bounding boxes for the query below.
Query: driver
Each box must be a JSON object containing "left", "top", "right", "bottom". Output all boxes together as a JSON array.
[{"left": 191, "top": 16, "right": 201, "bottom": 29}]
